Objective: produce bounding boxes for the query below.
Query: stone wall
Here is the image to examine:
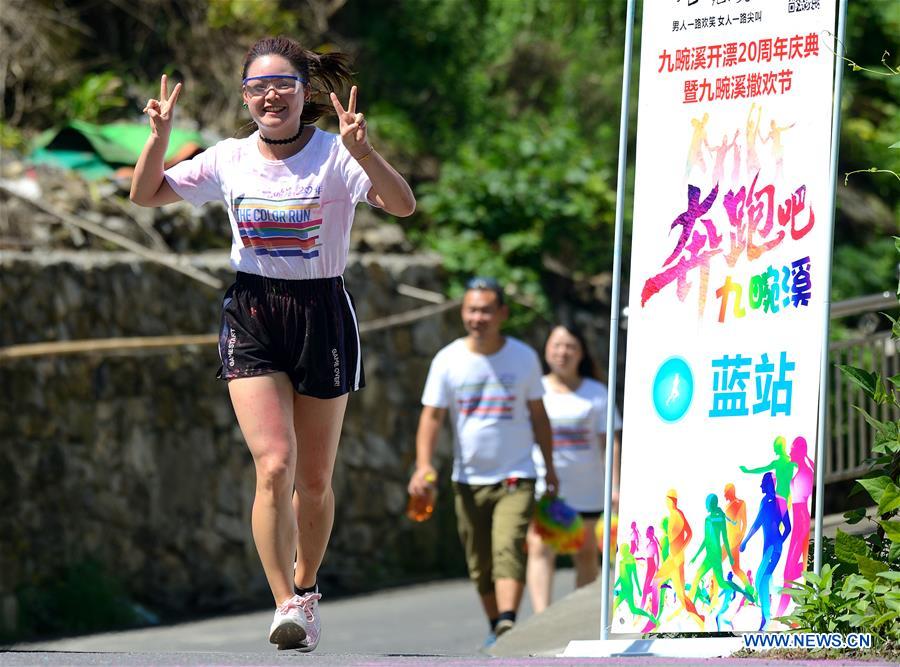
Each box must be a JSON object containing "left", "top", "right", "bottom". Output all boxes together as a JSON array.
[
  {"left": 0, "top": 249, "right": 623, "bottom": 639},
  {"left": 0, "top": 250, "right": 470, "bottom": 637},
  {"left": 0, "top": 158, "right": 625, "bottom": 640}
]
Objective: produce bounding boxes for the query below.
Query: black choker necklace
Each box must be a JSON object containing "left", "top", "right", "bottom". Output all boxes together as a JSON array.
[{"left": 259, "top": 124, "right": 304, "bottom": 145}]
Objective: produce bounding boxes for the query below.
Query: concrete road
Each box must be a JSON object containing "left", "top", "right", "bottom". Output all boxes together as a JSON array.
[
  {"left": 8, "top": 571, "right": 576, "bottom": 661},
  {"left": 5, "top": 570, "right": 891, "bottom": 666}
]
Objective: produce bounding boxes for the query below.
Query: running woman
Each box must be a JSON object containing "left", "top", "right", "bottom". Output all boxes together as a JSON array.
[
  {"left": 130, "top": 36, "right": 415, "bottom": 651},
  {"left": 526, "top": 324, "right": 621, "bottom": 614}
]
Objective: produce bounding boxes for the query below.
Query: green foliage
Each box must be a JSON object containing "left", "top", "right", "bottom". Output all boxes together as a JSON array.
[
  {"left": 300, "top": 0, "right": 629, "bottom": 326},
  {"left": 364, "top": 102, "right": 425, "bottom": 167},
  {"left": 781, "top": 242, "right": 900, "bottom": 645},
  {"left": 842, "top": 6, "right": 900, "bottom": 176},
  {"left": 0, "top": 0, "right": 895, "bottom": 312},
  {"left": 780, "top": 565, "right": 850, "bottom": 634},
  {"left": 334, "top": 0, "right": 494, "bottom": 159},
  {"left": 14, "top": 560, "right": 140, "bottom": 639},
  {"left": 206, "top": 0, "right": 299, "bottom": 34},
  {"left": 831, "top": 237, "right": 899, "bottom": 304},
  {"left": 54, "top": 72, "right": 129, "bottom": 124},
  {"left": 782, "top": 529, "right": 900, "bottom": 643},
  {"left": 418, "top": 117, "right": 617, "bottom": 325},
  {"left": 0, "top": 120, "right": 26, "bottom": 151},
  {"left": 829, "top": 4, "right": 900, "bottom": 312},
  {"left": 840, "top": 46, "right": 900, "bottom": 187}
]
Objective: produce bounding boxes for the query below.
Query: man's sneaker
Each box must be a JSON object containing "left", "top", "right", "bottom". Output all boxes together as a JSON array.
[
  {"left": 268, "top": 595, "right": 307, "bottom": 650},
  {"left": 495, "top": 618, "right": 515, "bottom": 637},
  {"left": 296, "top": 591, "right": 323, "bottom": 652}
]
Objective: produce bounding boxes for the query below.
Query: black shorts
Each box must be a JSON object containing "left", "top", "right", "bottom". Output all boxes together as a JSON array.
[{"left": 216, "top": 272, "right": 365, "bottom": 399}]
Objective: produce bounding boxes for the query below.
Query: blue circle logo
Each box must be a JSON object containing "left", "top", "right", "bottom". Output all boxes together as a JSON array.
[{"left": 652, "top": 356, "right": 693, "bottom": 423}]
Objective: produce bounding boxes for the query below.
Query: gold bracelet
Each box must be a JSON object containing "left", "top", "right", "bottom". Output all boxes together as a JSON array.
[{"left": 355, "top": 146, "right": 375, "bottom": 162}]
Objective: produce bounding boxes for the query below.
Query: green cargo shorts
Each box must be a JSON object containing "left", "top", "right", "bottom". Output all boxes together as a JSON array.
[{"left": 453, "top": 479, "right": 536, "bottom": 595}]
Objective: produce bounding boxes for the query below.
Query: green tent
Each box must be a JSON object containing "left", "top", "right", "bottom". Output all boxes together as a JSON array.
[{"left": 29, "top": 120, "right": 206, "bottom": 180}]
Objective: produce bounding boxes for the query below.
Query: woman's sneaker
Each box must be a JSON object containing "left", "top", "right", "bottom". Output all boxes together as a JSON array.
[
  {"left": 296, "top": 591, "right": 323, "bottom": 652},
  {"left": 268, "top": 595, "right": 307, "bottom": 650}
]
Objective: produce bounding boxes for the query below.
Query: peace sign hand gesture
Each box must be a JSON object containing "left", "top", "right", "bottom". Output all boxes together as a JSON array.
[
  {"left": 330, "top": 85, "right": 370, "bottom": 159},
  {"left": 142, "top": 74, "right": 182, "bottom": 139}
]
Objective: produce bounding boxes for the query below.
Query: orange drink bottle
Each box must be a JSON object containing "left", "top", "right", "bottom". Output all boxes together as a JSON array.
[{"left": 406, "top": 471, "right": 438, "bottom": 522}]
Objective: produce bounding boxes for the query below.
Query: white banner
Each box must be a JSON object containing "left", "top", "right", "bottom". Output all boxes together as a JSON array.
[{"left": 615, "top": 0, "right": 837, "bottom": 634}]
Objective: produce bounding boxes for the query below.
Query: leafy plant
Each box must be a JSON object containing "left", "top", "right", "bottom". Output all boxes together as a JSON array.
[
  {"left": 205, "top": 0, "right": 299, "bottom": 35},
  {"left": 417, "top": 115, "right": 617, "bottom": 327},
  {"left": 0, "top": 120, "right": 26, "bottom": 151},
  {"left": 841, "top": 51, "right": 900, "bottom": 186},
  {"left": 55, "top": 72, "right": 128, "bottom": 124},
  {"left": 780, "top": 238, "right": 900, "bottom": 646},
  {"left": 780, "top": 565, "right": 853, "bottom": 635}
]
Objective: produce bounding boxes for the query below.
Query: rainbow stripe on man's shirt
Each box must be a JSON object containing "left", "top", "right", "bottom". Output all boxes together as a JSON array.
[{"left": 456, "top": 380, "right": 515, "bottom": 420}]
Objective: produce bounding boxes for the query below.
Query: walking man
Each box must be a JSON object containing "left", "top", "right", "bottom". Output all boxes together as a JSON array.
[{"left": 408, "top": 277, "right": 558, "bottom": 647}]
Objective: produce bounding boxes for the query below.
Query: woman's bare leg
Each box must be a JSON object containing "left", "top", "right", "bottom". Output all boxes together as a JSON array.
[
  {"left": 573, "top": 518, "right": 600, "bottom": 588},
  {"left": 292, "top": 393, "right": 349, "bottom": 589},
  {"left": 229, "top": 373, "right": 298, "bottom": 605},
  {"left": 526, "top": 522, "right": 556, "bottom": 614}
]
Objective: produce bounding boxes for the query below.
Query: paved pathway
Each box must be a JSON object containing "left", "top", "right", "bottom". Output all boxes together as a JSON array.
[
  {"left": 4, "top": 570, "right": 892, "bottom": 666},
  {"left": 7, "top": 573, "right": 575, "bottom": 662}
]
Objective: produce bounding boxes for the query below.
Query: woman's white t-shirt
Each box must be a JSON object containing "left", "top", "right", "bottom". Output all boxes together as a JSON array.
[
  {"left": 164, "top": 128, "right": 372, "bottom": 280},
  {"left": 533, "top": 376, "right": 622, "bottom": 512},
  {"left": 421, "top": 337, "right": 544, "bottom": 485}
]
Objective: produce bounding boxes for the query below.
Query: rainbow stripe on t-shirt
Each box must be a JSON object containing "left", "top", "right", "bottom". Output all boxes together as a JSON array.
[
  {"left": 551, "top": 417, "right": 592, "bottom": 450},
  {"left": 232, "top": 195, "right": 322, "bottom": 258},
  {"left": 456, "top": 380, "right": 515, "bottom": 420}
]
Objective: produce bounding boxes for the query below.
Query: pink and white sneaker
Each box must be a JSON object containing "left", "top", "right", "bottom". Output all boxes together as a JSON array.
[
  {"left": 268, "top": 595, "right": 307, "bottom": 650},
  {"left": 296, "top": 591, "right": 322, "bottom": 652}
]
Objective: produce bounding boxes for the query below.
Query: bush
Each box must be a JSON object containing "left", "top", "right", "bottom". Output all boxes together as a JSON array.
[{"left": 780, "top": 237, "right": 900, "bottom": 647}]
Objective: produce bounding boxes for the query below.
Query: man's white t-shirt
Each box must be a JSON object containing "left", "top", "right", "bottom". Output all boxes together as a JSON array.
[
  {"left": 421, "top": 337, "right": 544, "bottom": 485},
  {"left": 164, "top": 128, "right": 372, "bottom": 280},
  {"left": 533, "top": 377, "right": 622, "bottom": 511}
]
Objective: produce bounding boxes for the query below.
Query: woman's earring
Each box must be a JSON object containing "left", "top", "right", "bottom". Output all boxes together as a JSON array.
[{"left": 242, "top": 102, "right": 248, "bottom": 109}]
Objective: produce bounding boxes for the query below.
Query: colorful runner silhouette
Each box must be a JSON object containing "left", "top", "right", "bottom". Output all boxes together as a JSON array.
[
  {"left": 630, "top": 521, "right": 641, "bottom": 557},
  {"left": 639, "top": 525, "right": 662, "bottom": 631},
  {"left": 660, "top": 516, "right": 670, "bottom": 561},
  {"left": 723, "top": 482, "right": 753, "bottom": 592},
  {"left": 745, "top": 103, "right": 763, "bottom": 176},
  {"left": 740, "top": 435, "right": 796, "bottom": 540},
  {"left": 776, "top": 436, "right": 815, "bottom": 617},
  {"left": 736, "top": 569, "right": 755, "bottom": 613},
  {"left": 614, "top": 544, "right": 658, "bottom": 627},
  {"left": 715, "top": 572, "right": 737, "bottom": 630},
  {"left": 689, "top": 493, "right": 753, "bottom": 606},
  {"left": 741, "top": 473, "right": 791, "bottom": 630},
  {"left": 685, "top": 112, "right": 711, "bottom": 180},
  {"left": 708, "top": 130, "right": 739, "bottom": 187},
  {"left": 760, "top": 118, "right": 796, "bottom": 179},
  {"left": 654, "top": 489, "right": 704, "bottom": 627}
]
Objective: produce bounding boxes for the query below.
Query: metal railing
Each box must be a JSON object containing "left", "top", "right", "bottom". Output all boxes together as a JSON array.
[{"left": 825, "top": 291, "right": 900, "bottom": 484}]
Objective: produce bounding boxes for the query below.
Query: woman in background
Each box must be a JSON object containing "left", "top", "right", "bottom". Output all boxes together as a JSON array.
[{"left": 526, "top": 324, "right": 621, "bottom": 613}]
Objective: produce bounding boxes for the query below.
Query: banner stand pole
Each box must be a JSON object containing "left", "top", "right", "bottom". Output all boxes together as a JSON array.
[
  {"left": 814, "top": 0, "right": 849, "bottom": 575},
  {"left": 600, "top": 0, "right": 638, "bottom": 642}
]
